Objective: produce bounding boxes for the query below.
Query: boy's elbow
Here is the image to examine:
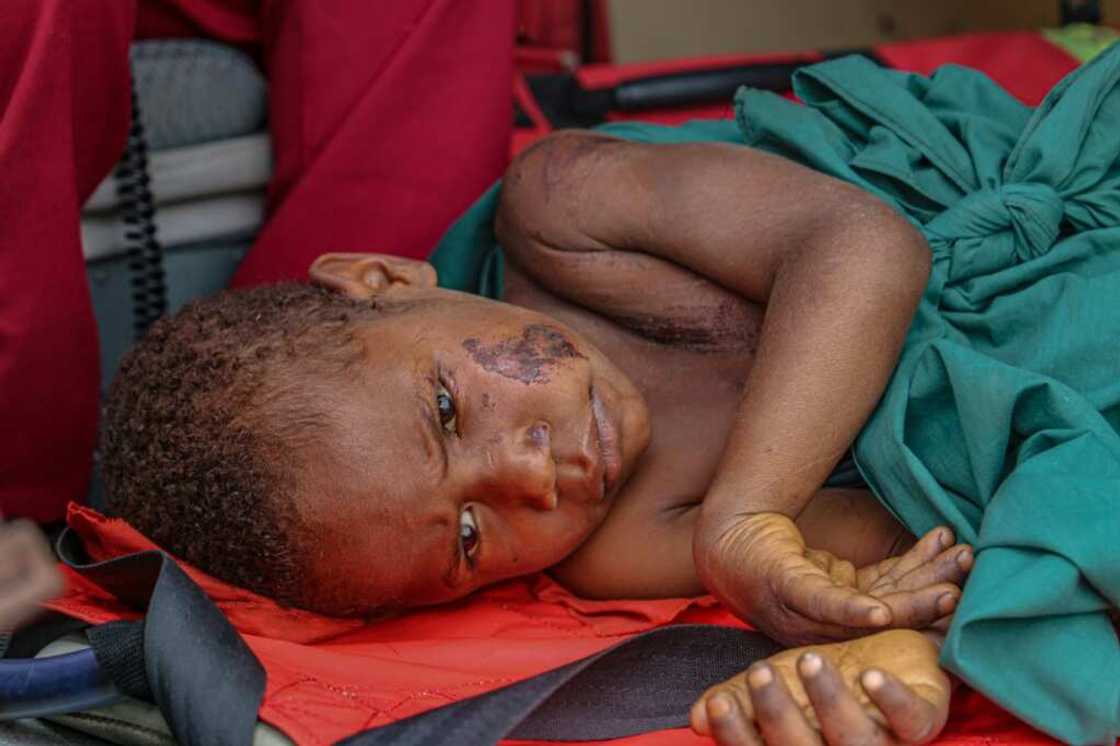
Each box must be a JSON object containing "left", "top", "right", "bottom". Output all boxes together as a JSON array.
[
  {"left": 880, "top": 208, "right": 932, "bottom": 297},
  {"left": 823, "top": 194, "right": 931, "bottom": 301},
  {"left": 496, "top": 132, "right": 584, "bottom": 248},
  {"left": 497, "top": 131, "right": 631, "bottom": 254}
]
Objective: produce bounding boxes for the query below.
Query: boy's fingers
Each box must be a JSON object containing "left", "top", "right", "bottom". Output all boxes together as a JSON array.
[
  {"left": 893, "top": 545, "right": 973, "bottom": 591},
  {"left": 799, "top": 652, "right": 887, "bottom": 746},
  {"left": 862, "top": 668, "right": 950, "bottom": 744},
  {"left": 707, "top": 693, "right": 764, "bottom": 746},
  {"left": 879, "top": 583, "right": 960, "bottom": 629},
  {"left": 780, "top": 567, "right": 892, "bottom": 628},
  {"left": 928, "top": 614, "right": 954, "bottom": 634},
  {"left": 747, "top": 663, "right": 822, "bottom": 746},
  {"left": 879, "top": 586, "right": 959, "bottom": 630},
  {"left": 880, "top": 527, "right": 953, "bottom": 578}
]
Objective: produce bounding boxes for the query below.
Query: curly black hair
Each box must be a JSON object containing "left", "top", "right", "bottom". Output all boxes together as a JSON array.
[{"left": 101, "top": 283, "right": 406, "bottom": 609}]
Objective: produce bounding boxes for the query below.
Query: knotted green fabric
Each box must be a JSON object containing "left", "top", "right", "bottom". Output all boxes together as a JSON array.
[
  {"left": 431, "top": 48, "right": 1120, "bottom": 744},
  {"left": 736, "top": 49, "right": 1120, "bottom": 744}
]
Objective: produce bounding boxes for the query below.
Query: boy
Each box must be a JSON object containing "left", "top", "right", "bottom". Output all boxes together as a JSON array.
[{"left": 104, "top": 132, "right": 973, "bottom": 744}]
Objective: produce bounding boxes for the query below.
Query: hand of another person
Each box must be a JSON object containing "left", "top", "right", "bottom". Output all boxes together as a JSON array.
[
  {"left": 0, "top": 520, "right": 63, "bottom": 631},
  {"left": 700, "top": 513, "right": 971, "bottom": 646},
  {"left": 691, "top": 629, "right": 952, "bottom": 746}
]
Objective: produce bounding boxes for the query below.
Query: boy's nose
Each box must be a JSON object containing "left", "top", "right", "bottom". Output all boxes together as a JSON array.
[{"left": 482, "top": 422, "right": 557, "bottom": 511}]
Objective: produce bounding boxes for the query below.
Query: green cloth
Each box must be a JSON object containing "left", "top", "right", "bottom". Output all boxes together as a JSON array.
[
  {"left": 739, "top": 48, "right": 1120, "bottom": 744},
  {"left": 431, "top": 48, "right": 1120, "bottom": 744}
]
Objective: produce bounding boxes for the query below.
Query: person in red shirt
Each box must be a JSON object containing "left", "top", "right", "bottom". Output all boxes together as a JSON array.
[{"left": 0, "top": 0, "right": 514, "bottom": 524}]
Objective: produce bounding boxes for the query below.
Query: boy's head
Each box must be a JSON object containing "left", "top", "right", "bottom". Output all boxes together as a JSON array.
[{"left": 103, "top": 255, "right": 651, "bottom": 615}]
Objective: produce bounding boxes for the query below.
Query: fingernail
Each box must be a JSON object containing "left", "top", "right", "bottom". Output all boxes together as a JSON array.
[
  {"left": 748, "top": 665, "right": 772, "bottom": 689},
  {"left": 799, "top": 653, "right": 822, "bottom": 678},
  {"left": 869, "top": 607, "right": 890, "bottom": 626},
  {"left": 862, "top": 670, "right": 885, "bottom": 692},
  {"left": 957, "top": 548, "right": 972, "bottom": 569},
  {"left": 709, "top": 694, "right": 732, "bottom": 718},
  {"left": 938, "top": 593, "right": 957, "bottom": 614},
  {"left": 937, "top": 528, "right": 949, "bottom": 548}
]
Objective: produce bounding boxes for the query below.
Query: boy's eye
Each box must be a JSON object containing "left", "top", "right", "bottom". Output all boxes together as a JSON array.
[
  {"left": 436, "top": 384, "right": 457, "bottom": 433},
  {"left": 459, "top": 507, "right": 480, "bottom": 563}
]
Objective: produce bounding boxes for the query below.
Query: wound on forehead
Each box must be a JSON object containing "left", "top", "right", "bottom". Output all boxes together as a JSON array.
[{"left": 462, "top": 324, "right": 585, "bottom": 385}]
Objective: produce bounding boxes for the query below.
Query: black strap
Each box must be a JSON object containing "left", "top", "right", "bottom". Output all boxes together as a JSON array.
[
  {"left": 2, "top": 612, "right": 89, "bottom": 659},
  {"left": 56, "top": 528, "right": 265, "bottom": 746},
  {"left": 342, "top": 624, "right": 781, "bottom": 745},
  {"left": 524, "top": 49, "right": 887, "bottom": 128},
  {"left": 86, "top": 621, "right": 150, "bottom": 702},
  {"left": 56, "top": 528, "right": 781, "bottom": 746}
]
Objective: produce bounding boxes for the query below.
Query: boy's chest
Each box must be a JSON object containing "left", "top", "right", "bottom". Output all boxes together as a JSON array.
[{"left": 597, "top": 321, "right": 757, "bottom": 503}]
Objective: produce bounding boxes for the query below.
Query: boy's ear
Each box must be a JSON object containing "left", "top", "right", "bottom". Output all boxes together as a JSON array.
[{"left": 309, "top": 253, "right": 438, "bottom": 300}]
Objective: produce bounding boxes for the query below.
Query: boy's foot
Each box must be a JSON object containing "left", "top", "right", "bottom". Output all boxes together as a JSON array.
[{"left": 691, "top": 629, "right": 951, "bottom": 745}]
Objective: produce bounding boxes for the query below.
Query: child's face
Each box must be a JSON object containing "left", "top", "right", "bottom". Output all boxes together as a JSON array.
[{"left": 296, "top": 290, "right": 651, "bottom": 611}]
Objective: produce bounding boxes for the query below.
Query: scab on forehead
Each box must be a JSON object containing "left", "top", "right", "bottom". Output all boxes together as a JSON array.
[{"left": 462, "top": 324, "right": 585, "bottom": 385}]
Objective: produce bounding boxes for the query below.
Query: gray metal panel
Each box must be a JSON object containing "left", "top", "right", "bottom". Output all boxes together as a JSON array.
[{"left": 86, "top": 236, "right": 252, "bottom": 393}]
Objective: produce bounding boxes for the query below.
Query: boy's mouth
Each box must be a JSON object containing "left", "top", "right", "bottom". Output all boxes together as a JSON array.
[{"left": 590, "top": 386, "right": 622, "bottom": 498}]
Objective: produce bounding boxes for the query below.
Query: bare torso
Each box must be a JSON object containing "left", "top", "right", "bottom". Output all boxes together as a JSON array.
[{"left": 502, "top": 255, "right": 909, "bottom": 597}]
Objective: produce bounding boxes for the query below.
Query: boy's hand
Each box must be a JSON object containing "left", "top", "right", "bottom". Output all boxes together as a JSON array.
[
  {"left": 691, "top": 629, "right": 951, "bottom": 746},
  {"left": 699, "top": 513, "right": 971, "bottom": 646},
  {"left": 0, "top": 520, "right": 63, "bottom": 631}
]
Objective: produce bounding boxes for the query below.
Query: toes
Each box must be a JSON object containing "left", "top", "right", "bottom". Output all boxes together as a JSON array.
[
  {"left": 862, "top": 668, "right": 950, "bottom": 744},
  {"left": 747, "top": 663, "right": 821, "bottom": 745},
  {"left": 799, "top": 652, "right": 885, "bottom": 746},
  {"left": 707, "top": 693, "right": 763, "bottom": 746},
  {"left": 693, "top": 677, "right": 756, "bottom": 737}
]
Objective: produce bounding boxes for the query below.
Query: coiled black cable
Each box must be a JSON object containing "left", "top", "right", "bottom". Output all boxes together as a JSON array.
[{"left": 113, "top": 76, "right": 168, "bottom": 341}]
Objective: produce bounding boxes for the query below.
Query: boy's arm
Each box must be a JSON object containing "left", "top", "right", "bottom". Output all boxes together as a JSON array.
[
  {"left": 499, "top": 132, "right": 937, "bottom": 642},
  {"left": 553, "top": 487, "right": 912, "bottom": 599},
  {"left": 554, "top": 485, "right": 967, "bottom": 627}
]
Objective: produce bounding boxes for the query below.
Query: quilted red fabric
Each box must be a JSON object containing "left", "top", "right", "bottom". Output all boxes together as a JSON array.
[{"left": 45, "top": 504, "right": 1059, "bottom": 746}]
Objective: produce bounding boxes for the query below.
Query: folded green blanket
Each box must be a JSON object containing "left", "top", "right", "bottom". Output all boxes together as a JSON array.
[
  {"left": 739, "top": 47, "right": 1120, "bottom": 745},
  {"left": 432, "top": 45, "right": 1120, "bottom": 744}
]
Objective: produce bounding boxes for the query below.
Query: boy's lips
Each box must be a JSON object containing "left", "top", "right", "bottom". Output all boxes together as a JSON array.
[{"left": 590, "top": 386, "right": 622, "bottom": 498}]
